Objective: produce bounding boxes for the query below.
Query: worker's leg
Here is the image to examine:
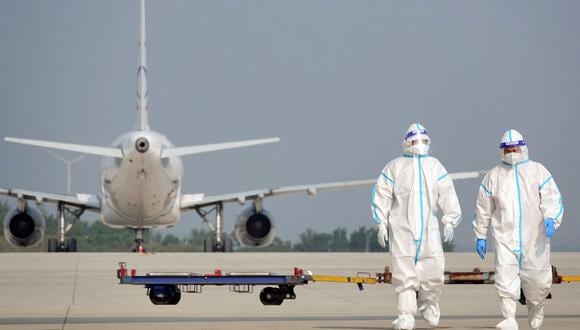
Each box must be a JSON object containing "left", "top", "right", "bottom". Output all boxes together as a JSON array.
[
  {"left": 392, "top": 256, "right": 419, "bottom": 330},
  {"left": 416, "top": 256, "right": 444, "bottom": 328},
  {"left": 495, "top": 263, "right": 520, "bottom": 330},
  {"left": 520, "top": 268, "right": 552, "bottom": 330}
]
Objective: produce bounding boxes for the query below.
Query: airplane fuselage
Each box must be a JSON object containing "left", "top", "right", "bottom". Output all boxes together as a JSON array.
[{"left": 100, "top": 130, "right": 183, "bottom": 228}]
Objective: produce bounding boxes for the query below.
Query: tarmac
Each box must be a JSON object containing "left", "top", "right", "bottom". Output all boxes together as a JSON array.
[{"left": 0, "top": 252, "right": 578, "bottom": 330}]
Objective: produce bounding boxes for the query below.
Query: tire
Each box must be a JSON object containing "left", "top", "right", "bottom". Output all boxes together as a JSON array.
[
  {"left": 259, "top": 287, "right": 284, "bottom": 305},
  {"left": 168, "top": 290, "right": 181, "bottom": 305},
  {"left": 224, "top": 238, "right": 233, "bottom": 252},
  {"left": 148, "top": 285, "right": 180, "bottom": 305},
  {"left": 149, "top": 285, "right": 174, "bottom": 305},
  {"left": 203, "top": 238, "right": 214, "bottom": 252},
  {"left": 66, "top": 238, "right": 77, "bottom": 252},
  {"left": 48, "top": 238, "right": 57, "bottom": 253}
]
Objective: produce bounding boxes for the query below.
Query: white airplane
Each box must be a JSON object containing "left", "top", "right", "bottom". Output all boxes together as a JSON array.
[{"left": 1, "top": 0, "right": 482, "bottom": 253}]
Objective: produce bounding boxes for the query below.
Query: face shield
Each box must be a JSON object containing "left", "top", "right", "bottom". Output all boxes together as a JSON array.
[
  {"left": 411, "top": 139, "right": 430, "bottom": 146},
  {"left": 404, "top": 131, "right": 431, "bottom": 156},
  {"left": 499, "top": 140, "right": 526, "bottom": 164}
]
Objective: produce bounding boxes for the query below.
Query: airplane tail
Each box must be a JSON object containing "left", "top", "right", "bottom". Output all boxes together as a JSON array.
[
  {"left": 4, "top": 0, "right": 281, "bottom": 159},
  {"left": 136, "top": 0, "right": 149, "bottom": 131}
]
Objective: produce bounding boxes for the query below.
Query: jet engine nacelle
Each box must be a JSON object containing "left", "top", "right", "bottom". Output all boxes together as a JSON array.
[
  {"left": 234, "top": 206, "right": 276, "bottom": 247},
  {"left": 3, "top": 205, "right": 46, "bottom": 247}
]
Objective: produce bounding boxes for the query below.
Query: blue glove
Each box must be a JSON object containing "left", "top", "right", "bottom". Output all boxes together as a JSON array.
[
  {"left": 544, "top": 218, "right": 556, "bottom": 238},
  {"left": 476, "top": 239, "right": 486, "bottom": 259}
]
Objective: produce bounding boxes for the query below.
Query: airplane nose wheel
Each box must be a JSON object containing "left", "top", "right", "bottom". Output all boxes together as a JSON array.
[
  {"left": 132, "top": 239, "right": 146, "bottom": 253},
  {"left": 132, "top": 228, "right": 147, "bottom": 253}
]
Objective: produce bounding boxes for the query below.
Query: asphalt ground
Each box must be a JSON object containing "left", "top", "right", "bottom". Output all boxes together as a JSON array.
[{"left": 0, "top": 252, "right": 578, "bottom": 329}]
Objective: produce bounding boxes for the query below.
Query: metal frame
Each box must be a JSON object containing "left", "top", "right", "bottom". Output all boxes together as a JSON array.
[
  {"left": 195, "top": 202, "right": 225, "bottom": 251},
  {"left": 117, "top": 262, "right": 580, "bottom": 306},
  {"left": 51, "top": 202, "right": 85, "bottom": 252}
]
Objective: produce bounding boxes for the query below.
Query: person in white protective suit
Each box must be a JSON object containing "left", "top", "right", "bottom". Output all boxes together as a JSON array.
[
  {"left": 371, "top": 123, "right": 462, "bottom": 329},
  {"left": 473, "top": 129, "right": 564, "bottom": 330}
]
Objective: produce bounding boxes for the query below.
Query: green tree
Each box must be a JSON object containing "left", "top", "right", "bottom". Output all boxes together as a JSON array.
[
  {"left": 349, "top": 226, "right": 372, "bottom": 252},
  {"left": 294, "top": 228, "right": 332, "bottom": 252},
  {"left": 329, "top": 227, "right": 349, "bottom": 251},
  {"left": 82, "top": 221, "right": 139, "bottom": 252},
  {"left": 184, "top": 228, "right": 215, "bottom": 252}
]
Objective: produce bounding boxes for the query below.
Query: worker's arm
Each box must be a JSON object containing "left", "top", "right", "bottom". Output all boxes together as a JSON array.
[
  {"left": 538, "top": 165, "right": 564, "bottom": 229},
  {"left": 371, "top": 163, "right": 395, "bottom": 227},
  {"left": 473, "top": 172, "right": 494, "bottom": 240},
  {"left": 436, "top": 162, "right": 462, "bottom": 229}
]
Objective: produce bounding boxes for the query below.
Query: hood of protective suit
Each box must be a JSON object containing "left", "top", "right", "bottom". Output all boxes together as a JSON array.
[
  {"left": 499, "top": 129, "right": 529, "bottom": 165},
  {"left": 402, "top": 123, "right": 431, "bottom": 156}
]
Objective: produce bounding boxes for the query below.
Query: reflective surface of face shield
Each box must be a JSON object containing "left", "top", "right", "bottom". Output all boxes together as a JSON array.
[
  {"left": 500, "top": 140, "right": 526, "bottom": 164},
  {"left": 411, "top": 139, "right": 430, "bottom": 146},
  {"left": 406, "top": 137, "right": 430, "bottom": 155}
]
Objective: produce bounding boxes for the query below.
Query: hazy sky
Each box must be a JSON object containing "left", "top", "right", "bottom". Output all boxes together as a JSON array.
[{"left": 0, "top": 1, "right": 578, "bottom": 251}]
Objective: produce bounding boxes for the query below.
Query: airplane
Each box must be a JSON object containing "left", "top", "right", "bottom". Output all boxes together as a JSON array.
[{"left": 0, "top": 0, "right": 482, "bottom": 253}]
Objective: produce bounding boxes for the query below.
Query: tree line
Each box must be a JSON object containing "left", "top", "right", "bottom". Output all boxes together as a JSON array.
[{"left": 0, "top": 201, "right": 454, "bottom": 252}]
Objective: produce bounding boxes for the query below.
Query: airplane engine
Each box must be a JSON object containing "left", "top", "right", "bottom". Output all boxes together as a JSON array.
[
  {"left": 235, "top": 206, "right": 276, "bottom": 247},
  {"left": 3, "top": 205, "right": 45, "bottom": 247}
]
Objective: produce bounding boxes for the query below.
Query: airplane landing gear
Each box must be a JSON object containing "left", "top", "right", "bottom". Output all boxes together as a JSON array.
[
  {"left": 132, "top": 228, "right": 147, "bottom": 253},
  {"left": 48, "top": 237, "right": 77, "bottom": 252},
  {"left": 197, "top": 203, "right": 234, "bottom": 253},
  {"left": 47, "top": 202, "right": 83, "bottom": 253},
  {"left": 203, "top": 237, "right": 233, "bottom": 252}
]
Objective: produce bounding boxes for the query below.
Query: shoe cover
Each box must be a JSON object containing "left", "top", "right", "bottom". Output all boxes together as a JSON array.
[
  {"left": 419, "top": 303, "right": 440, "bottom": 328},
  {"left": 527, "top": 303, "right": 544, "bottom": 329},
  {"left": 392, "top": 314, "right": 415, "bottom": 330},
  {"left": 496, "top": 317, "right": 518, "bottom": 330}
]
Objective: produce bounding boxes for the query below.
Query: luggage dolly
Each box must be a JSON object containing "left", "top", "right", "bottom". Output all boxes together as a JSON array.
[
  {"left": 116, "top": 263, "right": 580, "bottom": 306},
  {"left": 116, "top": 262, "right": 376, "bottom": 306}
]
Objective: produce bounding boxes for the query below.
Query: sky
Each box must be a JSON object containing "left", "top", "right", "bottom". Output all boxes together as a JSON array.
[{"left": 0, "top": 0, "right": 578, "bottom": 251}]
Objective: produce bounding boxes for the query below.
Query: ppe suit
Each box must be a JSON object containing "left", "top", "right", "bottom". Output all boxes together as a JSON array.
[
  {"left": 473, "top": 129, "right": 564, "bottom": 330},
  {"left": 372, "top": 123, "right": 462, "bottom": 329}
]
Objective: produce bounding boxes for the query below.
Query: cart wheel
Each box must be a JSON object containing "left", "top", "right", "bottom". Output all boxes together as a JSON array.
[
  {"left": 149, "top": 285, "right": 179, "bottom": 305},
  {"left": 67, "top": 238, "right": 77, "bottom": 252},
  {"left": 168, "top": 290, "right": 181, "bottom": 305},
  {"left": 48, "top": 238, "right": 58, "bottom": 252},
  {"left": 260, "top": 287, "right": 284, "bottom": 305}
]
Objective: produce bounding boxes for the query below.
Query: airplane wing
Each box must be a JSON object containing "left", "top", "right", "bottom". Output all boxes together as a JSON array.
[
  {"left": 0, "top": 188, "right": 101, "bottom": 211},
  {"left": 180, "top": 170, "right": 485, "bottom": 210}
]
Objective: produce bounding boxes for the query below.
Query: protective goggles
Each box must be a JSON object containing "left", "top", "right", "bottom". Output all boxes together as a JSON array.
[
  {"left": 411, "top": 139, "right": 430, "bottom": 146},
  {"left": 405, "top": 129, "right": 428, "bottom": 140},
  {"left": 499, "top": 140, "right": 526, "bottom": 149}
]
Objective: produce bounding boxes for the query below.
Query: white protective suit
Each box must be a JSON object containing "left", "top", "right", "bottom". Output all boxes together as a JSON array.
[
  {"left": 372, "top": 123, "right": 462, "bottom": 329},
  {"left": 473, "top": 129, "right": 564, "bottom": 330}
]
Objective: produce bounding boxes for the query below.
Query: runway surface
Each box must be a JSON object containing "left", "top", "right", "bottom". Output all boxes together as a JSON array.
[{"left": 0, "top": 252, "right": 578, "bottom": 329}]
